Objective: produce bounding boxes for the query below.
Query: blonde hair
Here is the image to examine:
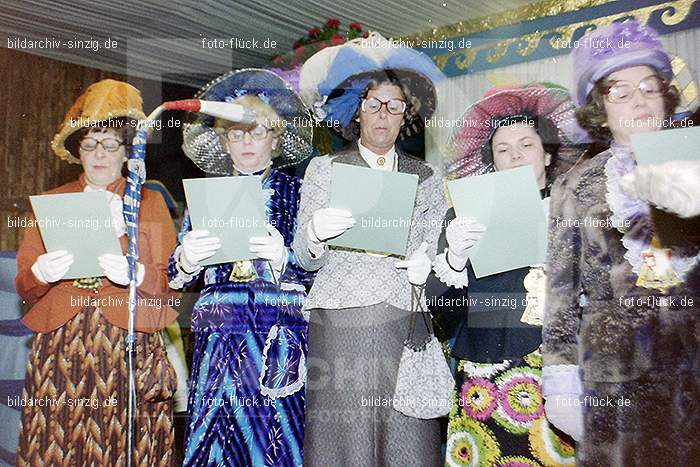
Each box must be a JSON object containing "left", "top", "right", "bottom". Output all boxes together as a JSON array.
[
  {"left": 214, "top": 95, "right": 285, "bottom": 136},
  {"left": 215, "top": 95, "right": 285, "bottom": 158}
]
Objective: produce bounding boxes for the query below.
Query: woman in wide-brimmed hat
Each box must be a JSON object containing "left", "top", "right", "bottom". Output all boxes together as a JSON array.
[
  {"left": 15, "top": 79, "right": 178, "bottom": 466},
  {"left": 542, "top": 20, "right": 700, "bottom": 465},
  {"left": 167, "top": 68, "right": 315, "bottom": 466},
  {"left": 427, "top": 84, "right": 584, "bottom": 466},
  {"left": 294, "top": 32, "right": 448, "bottom": 466}
]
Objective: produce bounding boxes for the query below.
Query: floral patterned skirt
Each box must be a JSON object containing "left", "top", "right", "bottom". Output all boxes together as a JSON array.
[{"left": 446, "top": 349, "right": 575, "bottom": 467}]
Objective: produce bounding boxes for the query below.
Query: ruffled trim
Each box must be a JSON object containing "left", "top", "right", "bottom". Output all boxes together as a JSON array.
[
  {"left": 259, "top": 325, "right": 307, "bottom": 399},
  {"left": 168, "top": 245, "right": 202, "bottom": 290},
  {"left": 432, "top": 249, "right": 469, "bottom": 288},
  {"left": 605, "top": 147, "right": 700, "bottom": 279}
]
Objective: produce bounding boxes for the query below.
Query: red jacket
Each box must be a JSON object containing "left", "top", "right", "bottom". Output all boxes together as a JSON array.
[{"left": 16, "top": 174, "right": 179, "bottom": 333}]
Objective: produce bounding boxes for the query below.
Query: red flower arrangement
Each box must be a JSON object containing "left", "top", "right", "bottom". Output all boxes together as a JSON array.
[
  {"left": 308, "top": 27, "right": 321, "bottom": 39},
  {"left": 271, "top": 18, "right": 367, "bottom": 69}
]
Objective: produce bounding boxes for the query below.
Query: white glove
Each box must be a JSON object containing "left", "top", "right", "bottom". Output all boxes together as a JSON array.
[
  {"left": 31, "top": 250, "right": 74, "bottom": 284},
  {"left": 395, "top": 241, "right": 432, "bottom": 286},
  {"left": 542, "top": 364, "right": 584, "bottom": 442},
  {"left": 250, "top": 224, "right": 287, "bottom": 272},
  {"left": 164, "top": 340, "right": 190, "bottom": 413},
  {"left": 98, "top": 253, "right": 145, "bottom": 286},
  {"left": 446, "top": 217, "right": 486, "bottom": 271},
  {"left": 180, "top": 229, "right": 221, "bottom": 272},
  {"left": 621, "top": 160, "right": 700, "bottom": 218},
  {"left": 309, "top": 208, "right": 355, "bottom": 243}
]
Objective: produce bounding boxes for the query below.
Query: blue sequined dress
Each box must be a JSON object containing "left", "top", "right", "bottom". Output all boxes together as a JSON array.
[{"left": 168, "top": 168, "right": 314, "bottom": 466}]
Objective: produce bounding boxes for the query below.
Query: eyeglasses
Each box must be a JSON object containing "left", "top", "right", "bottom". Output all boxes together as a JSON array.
[
  {"left": 361, "top": 97, "right": 406, "bottom": 115},
  {"left": 225, "top": 125, "right": 273, "bottom": 142},
  {"left": 602, "top": 75, "right": 668, "bottom": 104},
  {"left": 79, "top": 137, "right": 125, "bottom": 152}
]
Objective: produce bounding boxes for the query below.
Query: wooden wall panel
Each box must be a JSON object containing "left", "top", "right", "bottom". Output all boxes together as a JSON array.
[{"left": 0, "top": 48, "right": 145, "bottom": 251}]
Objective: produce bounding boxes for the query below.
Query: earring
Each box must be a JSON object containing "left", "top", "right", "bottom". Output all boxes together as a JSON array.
[{"left": 601, "top": 122, "right": 608, "bottom": 127}]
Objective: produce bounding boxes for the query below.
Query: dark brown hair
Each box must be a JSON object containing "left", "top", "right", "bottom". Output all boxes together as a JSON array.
[
  {"left": 65, "top": 117, "right": 135, "bottom": 158},
  {"left": 337, "top": 70, "right": 421, "bottom": 141},
  {"left": 576, "top": 71, "right": 680, "bottom": 143},
  {"left": 481, "top": 113, "right": 561, "bottom": 185}
]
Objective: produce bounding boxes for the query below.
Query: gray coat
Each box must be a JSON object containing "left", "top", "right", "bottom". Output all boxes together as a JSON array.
[
  {"left": 293, "top": 144, "right": 448, "bottom": 311},
  {"left": 543, "top": 149, "right": 700, "bottom": 466},
  {"left": 543, "top": 149, "right": 700, "bottom": 382}
]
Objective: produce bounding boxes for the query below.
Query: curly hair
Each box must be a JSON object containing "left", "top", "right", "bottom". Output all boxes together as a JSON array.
[
  {"left": 576, "top": 71, "right": 680, "bottom": 143},
  {"left": 336, "top": 70, "right": 422, "bottom": 141},
  {"left": 481, "top": 113, "right": 561, "bottom": 184}
]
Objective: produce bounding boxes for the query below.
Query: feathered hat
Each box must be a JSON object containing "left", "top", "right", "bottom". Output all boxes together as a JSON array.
[
  {"left": 51, "top": 79, "right": 146, "bottom": 164},
  {"left": 300, "top": 32, "right": 446, "bottom": 139}
]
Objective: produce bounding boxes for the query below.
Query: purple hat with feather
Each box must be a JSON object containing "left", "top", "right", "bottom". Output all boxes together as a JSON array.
[{"left": 573, "top": 20, "right": 672, "bottom": 106}]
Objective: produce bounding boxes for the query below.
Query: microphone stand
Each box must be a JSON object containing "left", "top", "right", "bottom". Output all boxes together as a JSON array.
[{"left": 122, "top": 101, "right": 255, "bottom": 466}]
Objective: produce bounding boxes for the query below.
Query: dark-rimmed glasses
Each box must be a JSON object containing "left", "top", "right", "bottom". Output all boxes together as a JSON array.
[
  {"left": 79, "top": 137, "right": 125, "bottom": 152},
  {"left": 360, "top": 97, "right": 406, "bottom": 115}
]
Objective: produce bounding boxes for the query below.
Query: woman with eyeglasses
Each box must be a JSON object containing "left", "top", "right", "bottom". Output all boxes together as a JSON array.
[
  {"left": 167, "top": 69, "right": 315, "bottom": 466},
  {"left": 542, "top": 21, "right": 700, "bottom": 465},
  {"left": 15, "top": 79, "right": 178, "bottom": 465},
  {"left": 294, "top": 35, "right": 447, "bottom": 466}
]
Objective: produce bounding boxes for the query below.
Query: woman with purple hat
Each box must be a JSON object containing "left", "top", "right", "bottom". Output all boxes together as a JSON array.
[
  {"left": 428, "top": 84, "right": 582, "bottom": 466},
  {"left": 542, "top": 20, "right": 700, "bottom": 465},
  {"left": 294, "top": 33, "right": 448, "bottom": 466}
]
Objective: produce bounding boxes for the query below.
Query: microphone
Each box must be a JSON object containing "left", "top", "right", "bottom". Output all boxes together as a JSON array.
[{"left": 163, "top": 99, "right": 257, "bottom": 123}]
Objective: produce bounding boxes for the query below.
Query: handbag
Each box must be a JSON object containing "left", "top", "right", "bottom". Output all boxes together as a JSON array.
[{"left": 392, "top": 286, "right": 454, "bottom": 419}]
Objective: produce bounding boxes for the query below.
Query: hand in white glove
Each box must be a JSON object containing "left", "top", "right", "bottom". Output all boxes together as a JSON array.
[
  {"left": 31, "top": 250, "right": 74, "bottom": 284},
  {"left": 542, "top": 364, "right": 584, "bottom": 442},
  {"left": 445, "top": 217, "right": 486, "bottom": 271},
  {"left": 395, "top": 241, "right": 432, "bottom": 286},
  {"left": 621, "top": 160, "right": 700, "bottom": 218},
  {"left": 544, "top": 396, "right": 583, "bottom": 441},
  {"left": 309, "top": 208, "right": 355, "bottom": 243},
  {"left": 180, "top": 229, "right": 221, "bottom": 272},
  {"left": 250, "top": 224, "right": 287, "bottom": 272},
  {"left": 98, "top": 254, "right": 145, "bottom": 286}
]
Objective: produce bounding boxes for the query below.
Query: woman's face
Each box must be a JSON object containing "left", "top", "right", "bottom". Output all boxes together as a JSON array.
[
  {"left": 358, "top": 83, "right": 405, "bottom": 154},
  {"left": 602, "top": 65, "right": 666, "bottom": 145},
  {"left": 223, "top": 118, "right": 278, "bottom": 173},
  {"left": 491, "top": 122, "right": 551, "bottom": 189},
  {"left": 79, "top": 128, "right": 127, "bottom": 189}
]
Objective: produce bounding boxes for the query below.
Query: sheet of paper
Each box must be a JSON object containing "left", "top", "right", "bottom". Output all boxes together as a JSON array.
[
  {"left": 29, "top": 191, "right": 123, "bottom": 279},
  {"left": 632, "top": 126, "right": 700, "bottom": 166},
  {"left": 328, "top": 163, "right": 419, "bottom": 257},
  {"left": 183, "top": 176, "right": 267, "bottom": 265},
  {"left": 447, "top": 166, "right": 547, "bottom": 278}
]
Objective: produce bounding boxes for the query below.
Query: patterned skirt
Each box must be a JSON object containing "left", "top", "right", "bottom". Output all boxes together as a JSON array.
[
  {"left": 16, "top": 306, "right": 176, "bottom": 466},
  {"left": 446, "top": 349, "right": 576, "bottom": 467},
  {"left": 183, "top": 328, "right": 307, "bottom": 466}
]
